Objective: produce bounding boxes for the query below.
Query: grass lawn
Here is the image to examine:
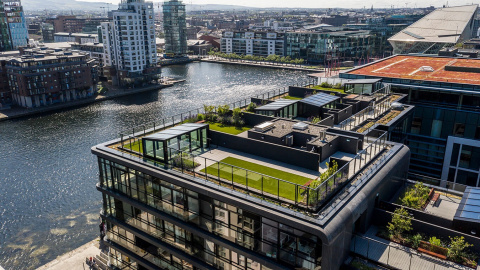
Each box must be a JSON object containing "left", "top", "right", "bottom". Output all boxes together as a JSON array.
[
  {"left": 311, "top": 85, "right": 346, "bottom": 94},
  {"left": 123, "top": 139, "right": 143, "bottom": 153},
  {"left": 201, "top": 157, "right": 314, "bottom": 201},
  {"left": 208, "top": 122, "right": 251, "bottom": 135},
  {"left": 283, "top": 95, "right": 303, "bottom": 100}
]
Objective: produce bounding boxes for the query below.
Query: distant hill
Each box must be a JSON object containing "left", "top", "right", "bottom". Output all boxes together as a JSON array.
[
  {"left": 22, "top": 0, "right": 117, "bottom": 11},
  {"left": 186, "top": 4, "right": 261, "bottom": 11}
]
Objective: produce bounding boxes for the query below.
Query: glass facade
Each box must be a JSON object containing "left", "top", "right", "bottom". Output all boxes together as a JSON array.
[
  {"left": 163, "top": 0, "right": 187, "bottom": 56},
  {"left": 98, "top": 158, "right": 322, "bottom": 269},
  {"left": 142, "top": 124, "right": 208, "bottom": 163},
  {"left": 285, "top": 32, "right": 373, "bottom": 64}
]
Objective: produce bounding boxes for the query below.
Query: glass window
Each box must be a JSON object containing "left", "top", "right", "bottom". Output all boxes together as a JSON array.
[
  {"left": 431, "top": 120, "right": 443, "bottom": 138},
  {"left": 411, "top": 117, "right": 422, "bottom": 134},
  {"left": 455, "top": 169, "right": 478, "bottom": 187},
  {"left": 450, "top": 144, "right": 460, "bottom": 166},
  {"left": 453, "top": 123, "right": 466, "bottom": 137}
]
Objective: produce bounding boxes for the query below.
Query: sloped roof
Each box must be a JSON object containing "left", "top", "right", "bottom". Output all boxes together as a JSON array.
[{"left": 388, "top": 5, "right": 478, "bottom": 44}]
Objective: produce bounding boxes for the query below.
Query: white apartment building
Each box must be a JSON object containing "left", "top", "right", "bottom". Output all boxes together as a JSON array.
[
  {"left": 101, "top": 0, "right": 158, "bottom": 86},
  {"left": 221, "top": 31, "right": 285, "bottom": 57}
]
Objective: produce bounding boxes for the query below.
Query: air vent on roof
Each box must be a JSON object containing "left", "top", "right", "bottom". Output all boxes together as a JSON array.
[
  {"left": 254, "top": 122, "right": 275, "bottom": 132},
  {"left": 293, "top": 122, "right": 309, "bottom": 131},
  {"left": 419, "top": 66, "right": 434, "bottom": 72}
]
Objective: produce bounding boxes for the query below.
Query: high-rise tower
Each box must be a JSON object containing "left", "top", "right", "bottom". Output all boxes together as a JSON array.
[
  {"left": 101, "top": 0, "right": 160, "bottom": 86},
  {"left": 0, "top": 0, "right": 28, "bottom": 51},
  {"left": 163, "top": 0, "right": 187, "bottom": 57}
]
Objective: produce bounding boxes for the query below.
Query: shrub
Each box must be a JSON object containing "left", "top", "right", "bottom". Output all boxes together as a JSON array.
[
  {"left": 197, "top": 114, "right": 205, "bottom": 121},
  {"left": 387, "top": 207, "right": 412, "bottom": 240},
  {"left": 429, "top": 236, "right": 442, "bottom": 248},
  {"left": 400, "top": 182, "right": 430, "bottom": 209},
  {"left": 204, "top": 105, "right": 215, "bottom": 121},
  {"left": 246, "top": 102, "right": 257, "bottom": 112},
  {"left": 411, "top": 233, "right": 422, "bottom": 249},
  {"left": 332, "top": 83, "right": 343, "bottom": 89},
  {"left": 448, "top": 236, "right": 472, "bottom": 262},
  {"left": 232, "top": 108, "right": 244, "bottom": 127},
  {"left": 172, "top": 153, "right": 200, "bottom": 170},
  {"left": 320, "top": 82, "right": 331, "bottom": 88},
  {"left": 217, "top": 104, "right": 230, "bottom": 117}
]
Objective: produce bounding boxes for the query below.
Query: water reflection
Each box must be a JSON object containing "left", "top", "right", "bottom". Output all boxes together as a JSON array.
[{"left": 0, "top": 62, "right": 308, "bottom": 269}]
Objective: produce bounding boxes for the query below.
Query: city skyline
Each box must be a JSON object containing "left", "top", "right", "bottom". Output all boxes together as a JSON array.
[{"left": 80, "top": 0, "right": 480, "bottom": 9}]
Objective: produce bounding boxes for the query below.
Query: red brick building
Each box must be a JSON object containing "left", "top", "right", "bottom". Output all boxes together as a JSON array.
[{"left": 7, "top": 48, "right": 99, "bottom": 108}]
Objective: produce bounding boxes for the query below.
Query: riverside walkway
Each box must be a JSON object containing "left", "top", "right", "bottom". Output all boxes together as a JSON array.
[{"left": 200, "top": 57, "right": 323, "bottom": 72}]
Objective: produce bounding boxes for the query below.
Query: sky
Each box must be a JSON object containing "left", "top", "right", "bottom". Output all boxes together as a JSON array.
[{"left": 87, "top": 0, "right": 480, "bottom": 9}]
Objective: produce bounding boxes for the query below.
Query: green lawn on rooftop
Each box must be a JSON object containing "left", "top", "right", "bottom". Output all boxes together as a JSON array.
[
  {"left": 201, "top": 157, "right": 314, "bottom": 201},
  {"left": 123, "top": 139, "right": 143, "bottom": 153},
  {"left": 208, "top": 122, "right": 251, "bottom": 135},
  {"left": 310, "top": 85, "right": 346, "bottom": 94}
]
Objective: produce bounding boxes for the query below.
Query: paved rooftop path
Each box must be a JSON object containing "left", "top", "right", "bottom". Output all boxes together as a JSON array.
[
  {"left": 351, "top": 226, "right": 472, "bottom": 270},
  {"left": 37, "top": 239, "right": 103, "bottom": 270},
  {"left": 425, "top": 194, "right": 462, "bottom": 220}
]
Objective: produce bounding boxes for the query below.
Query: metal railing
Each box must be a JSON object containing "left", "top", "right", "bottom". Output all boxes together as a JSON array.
[
  {"left": 337, "top": 97, "right": 392, "bottom": 131},
  {"left": 117, "top": 131, "right": 389, "bottom": 213},
  {"left": 119, "top": 79, "right": 316, "bottom": 137},
  {"left": 351, "top": 235, "right": 470, "bottom": 270}
]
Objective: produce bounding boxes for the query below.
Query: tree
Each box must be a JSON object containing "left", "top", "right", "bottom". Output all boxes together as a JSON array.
[
  {"left": 387, "top": 207, "right": 412, "bottom": 240},
  {"left": 448, "top": 236, "right": 472, "bottom": 262}
]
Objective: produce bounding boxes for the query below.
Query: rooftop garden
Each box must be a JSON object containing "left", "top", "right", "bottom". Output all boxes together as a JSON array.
[
  {"left": 378, "top": 206, "right": 478, "bottom": 268},
  {"left": 309, "top": 82, "right": 346, "bottom": 94},
  {"left": 283, "top": 95, "right": 303, "bottom": 100},
  {"left": 396, "top": 182, "right": 431, "bottom": 210},
  {"left": 201, "top": 157, "right": 313, "bottom": 201}
]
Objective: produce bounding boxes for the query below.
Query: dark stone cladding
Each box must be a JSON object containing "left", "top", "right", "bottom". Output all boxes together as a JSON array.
[
  {"left": 103, "top": 240, "right": 159, "bottom": 270},
  {"left": 96, "top": 184, "right": 291, "bottom": 270},
  {"left": 92, "top": 141, "right": 411, "bottom": 270},
  {"left": 100, "top": 213, "right": 216, "bottom": 270}
]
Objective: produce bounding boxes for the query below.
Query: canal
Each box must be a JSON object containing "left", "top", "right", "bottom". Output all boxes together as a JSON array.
[{"left": 0, "top": 62, "right": 308, "bottom": 269}]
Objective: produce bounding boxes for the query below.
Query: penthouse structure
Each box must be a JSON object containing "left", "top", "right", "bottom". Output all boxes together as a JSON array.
[
  {"left": 4, "top": 48, "right": 98, "bottom": 108},
  {"left": 101, "top": 0, "right": 159, "bottom": 87},
  {"left": 341, "top": 54, "right": 480, "bottom": 189},
  {"left": 92, "top": 82, "right": 413, "bottom": 269},
  {"left": 0, "top": 0, "right": 28, "bottom": 51}
]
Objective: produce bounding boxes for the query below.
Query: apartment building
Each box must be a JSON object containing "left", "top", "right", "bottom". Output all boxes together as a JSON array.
[
  {"left": 6, "top": 48, "right": 98, "bottom": 108},
  {"left": 221, "top": 31, "right": 285, "bottom": 57},
  {"left": 101, "top": 0, "right": 159, "bottom": 87}
]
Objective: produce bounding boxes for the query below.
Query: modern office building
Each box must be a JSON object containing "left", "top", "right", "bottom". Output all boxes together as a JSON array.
[
  {"left": 341, "top": 54, "right": 480, "bottom": 188},
  {"left": 92, "top": 85, "right": 412, "bottom": 269},
  {"left": 221, "top": 31, "right": 285, "bottom": 57},
  {"left": 163, "top": 0, "right": 187, "bottom": 57},
  {"left": 101, "top": 0, "right": 159, "bottom": 87},
  {"left": 0, "top": 0, "right": 28, "bottom": 51},
  {"left": 5, "top": 48, "right": 98, "bottom": 108},
  {"left": 41, "top": 23, "right": 55, "bottom": 43},
  {"left": 285, "top": 29, "right": 373, "bottom": 64},
  {"left": 388, "top": 5, "right": 478, "bottom": 54}
]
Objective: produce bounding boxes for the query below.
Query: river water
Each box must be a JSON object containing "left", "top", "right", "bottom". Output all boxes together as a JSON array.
[{"left": 0, "top": 62, "right": 308, "bottom": 269}]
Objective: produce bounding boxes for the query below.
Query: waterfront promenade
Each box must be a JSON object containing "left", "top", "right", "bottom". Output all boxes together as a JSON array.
[
  {"left": 37, "top": 239, "right": 103, "bottom": 270},
  {"left": 0, "top": 82, "right": 176, "bottom": 122},
  {"left": 201, "top": 56, "right": 324, "bottom": 72}
]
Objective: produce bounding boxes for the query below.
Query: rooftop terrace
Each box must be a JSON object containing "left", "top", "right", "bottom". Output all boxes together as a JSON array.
[{"left": 346, "top": 55, "right": 480, "bottom": 85}]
